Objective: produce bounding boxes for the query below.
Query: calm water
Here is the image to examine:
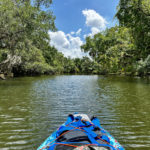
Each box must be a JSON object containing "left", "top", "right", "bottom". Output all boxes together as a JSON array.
[{"left": 0, "top": 75, "right": 150, "bottom": 150}]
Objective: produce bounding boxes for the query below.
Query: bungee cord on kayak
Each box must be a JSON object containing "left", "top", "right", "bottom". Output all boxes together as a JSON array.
[{"left": 38, "top": 113, "right": 124, "bottom": 150}]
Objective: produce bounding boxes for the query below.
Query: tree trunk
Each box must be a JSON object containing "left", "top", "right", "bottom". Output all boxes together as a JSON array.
[
  {"left": 0, "top": 74, "right": 6, "bottom": 80},
  {"left": 0, "top": 54, "right": 21, "bottom": 77}
]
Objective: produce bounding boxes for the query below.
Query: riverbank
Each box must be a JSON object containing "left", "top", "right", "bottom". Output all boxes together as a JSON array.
[{"left": 1, "top": 71, "right": 150, "bottom": 80}]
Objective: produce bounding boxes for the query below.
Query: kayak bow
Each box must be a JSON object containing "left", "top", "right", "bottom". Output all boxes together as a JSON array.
[{"left": 38, "top": 113, "right": 124, "bottom": 150}]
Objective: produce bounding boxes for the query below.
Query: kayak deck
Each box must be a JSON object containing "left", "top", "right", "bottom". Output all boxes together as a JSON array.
[{"left": 38, "top": 113, "right": 124, "bottom": 150}]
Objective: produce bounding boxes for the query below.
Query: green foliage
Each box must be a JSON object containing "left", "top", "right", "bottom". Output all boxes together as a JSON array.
[
  {"left": 81, "top": 0, "right": 150, "bottom": 76},
  {"left": 0, "top": 0, "right": 149, "bottom": 76},
  {"left": 0, "top": 49, "right": 8, "bottom": 63},
  {"left": 0, "top": 0, "right": 55, "bottom": 51},
  {"left": 0, "top": 0, "right": 56, "bottom": 75},
  {"left": 137, "top": 55, "right": 150, "bottom": 76},
  {"left": 63, "top": 58, "right": 75, "bottom": 73},
  {"left": 81, "top": 26, "right": 137, "bottom": 74},
  {"left": 80, "top": 57, "right": 94, "bottom": 73},
  {"left": 116, "top": 0, "right": 150, "bottom": 59},
  {"left": 19, "top": 43, "right": 53, "bottom": 74},
  {"left": 73, "top": 57, "right": 101, "bottom": 74},
  {"left": 32, "top": 0, "right": 53, "bottom": 8}
]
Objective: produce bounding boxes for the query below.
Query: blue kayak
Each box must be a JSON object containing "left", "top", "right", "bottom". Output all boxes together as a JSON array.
[{"left": 38, "top": 113, "right": 124, "bottom": 150}]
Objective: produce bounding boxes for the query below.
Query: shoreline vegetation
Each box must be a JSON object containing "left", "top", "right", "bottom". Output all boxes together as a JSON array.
[{"left": 0, "top": 0, "right": 150, "bottom": 80}]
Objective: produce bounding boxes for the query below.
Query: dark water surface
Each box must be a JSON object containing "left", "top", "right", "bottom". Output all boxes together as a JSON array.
[{"left": 0, "top": 75, "right": 150, "bottom": 150}]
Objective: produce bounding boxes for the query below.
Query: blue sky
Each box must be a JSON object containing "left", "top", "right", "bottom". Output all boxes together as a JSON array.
[{"left": 49, "top": 0, "right": 119, "bottom": 58}]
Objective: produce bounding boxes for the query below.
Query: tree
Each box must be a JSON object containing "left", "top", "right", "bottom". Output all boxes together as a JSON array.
[
  {"left": 0, "top": 0, "right": 56, "bottom": 75},
  {"left": 116, "top": 0, "right": 150, "bottom": 59},
  {"left": 81, "top": 26, "right": 136, "bottom": 74}
]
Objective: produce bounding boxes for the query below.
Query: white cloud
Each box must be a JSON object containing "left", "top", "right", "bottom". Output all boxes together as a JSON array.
[
  {"left": 84, "top": 27, "right": 101, "bottom": 38},
  {"left": 82, "top": 9, "right": 107, "bottom": 37},
  {"left": 49, "top": 31, "right": 69, "bottom": 49},
  {"left": 76, "top": 28, "right": 82, "bottom": 36},
  {"left": 48, "top": 9, "right": 108, "bottom": 58},
  {"left": 82, "top": 9, "right": 107, "bottom": 30},
  {"left": 70, "top": 31, "right": 75, "bottom": 35},
  {"left": 69, "top": 36, "right": 83, "bottom": 48},
  {"left": 49, "top": 31, "right": 86, "bottom": 58},
  {"left": 91, "top": 27, "right": 100, "bottom": 35}
]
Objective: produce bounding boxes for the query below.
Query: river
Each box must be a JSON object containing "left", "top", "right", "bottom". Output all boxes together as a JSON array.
[{"left": 0, "top": 75, "right": 150, "bottom": 150}]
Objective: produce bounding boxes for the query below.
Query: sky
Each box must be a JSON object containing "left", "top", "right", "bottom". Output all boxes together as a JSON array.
[{"left": 49, "top": 0, "right": 119, "bottom": 58}]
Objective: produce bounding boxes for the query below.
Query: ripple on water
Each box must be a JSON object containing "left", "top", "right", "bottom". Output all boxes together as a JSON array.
[{"left": 0, "top": 75, "right": 150, "bottom": 150}]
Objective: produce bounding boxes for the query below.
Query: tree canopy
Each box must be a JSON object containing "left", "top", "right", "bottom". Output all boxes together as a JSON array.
[
  {"left": 116, "top": 0, "right": 150, "bottom": 59},
  {"left": 0, "top": 0, "right": 150, "bottom": 77},
  {"left": 81, "top": 0, "right": 150, "bottom": 76},
  {"left": 0, "top": 0, "right": 56, "bottom": 75}
]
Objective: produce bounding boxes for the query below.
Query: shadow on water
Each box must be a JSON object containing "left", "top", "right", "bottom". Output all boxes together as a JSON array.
[{"left": 0, "top": 75, "right": 150, "bottom": 150}]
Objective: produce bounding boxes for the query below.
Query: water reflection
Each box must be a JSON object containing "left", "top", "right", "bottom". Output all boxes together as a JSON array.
[
  {"left": 0, "top": 75, "right": 150, "bottom": 150},
  {"left": 96, "top": 76, "right": 150, "bottom": 149}
]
